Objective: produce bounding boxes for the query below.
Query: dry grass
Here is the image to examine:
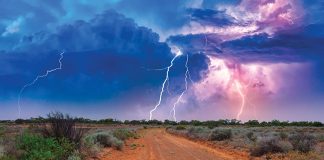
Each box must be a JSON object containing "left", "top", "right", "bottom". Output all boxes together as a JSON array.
[{"left": 167, "top": 126, "right": 324, "bottom": 159}]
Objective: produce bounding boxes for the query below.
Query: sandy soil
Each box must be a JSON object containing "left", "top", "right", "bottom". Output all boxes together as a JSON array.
[{"left": 98, "top": 128, "right": 249, "bottom": 160}]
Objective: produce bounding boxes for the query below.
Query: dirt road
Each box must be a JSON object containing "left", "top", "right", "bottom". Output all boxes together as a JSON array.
[{"left": 98, "top": 128, "right": 248, "bottom": 160}]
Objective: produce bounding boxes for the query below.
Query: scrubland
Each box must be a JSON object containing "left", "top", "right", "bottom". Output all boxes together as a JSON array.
[
  {"left": 167, "top": 125, "right": 324, "bottom": 159},
  {"left": 0, "top": 114, "right": 323, "bottom": 160}
]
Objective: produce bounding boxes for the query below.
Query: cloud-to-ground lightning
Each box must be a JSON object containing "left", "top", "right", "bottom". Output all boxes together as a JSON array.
[
  {"left": 149, "top": 48, "right": 182, "bottom": 120},
  {"left": 171, "top": 54, "right": 189, "bottom": 121},
  {"left": 17, "top": 51, "right": 65, "bottom": 118},
  {"left": 234, "top": 80, "right": 246, "bottom": 120}
]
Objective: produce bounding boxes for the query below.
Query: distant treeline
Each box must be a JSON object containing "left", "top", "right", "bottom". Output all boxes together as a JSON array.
[{"left": 0, "top": 116, "right": 323, "bottom": 127}]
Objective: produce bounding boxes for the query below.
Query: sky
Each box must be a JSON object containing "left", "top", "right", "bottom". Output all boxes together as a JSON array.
[{"left": 0, "top": 0, "right": 323, "bottom": 121}]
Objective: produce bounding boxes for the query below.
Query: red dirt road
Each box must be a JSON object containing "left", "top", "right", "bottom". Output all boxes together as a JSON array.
[{"left": 98, "top": 128, "right": 248, "bottom": 160}]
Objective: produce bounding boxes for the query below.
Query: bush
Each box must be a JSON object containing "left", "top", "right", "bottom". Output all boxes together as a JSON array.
[
  {"left": 279, "top": 132, "right": 288, "bottom": 140},
  {"left": 81, "top": 137, "right": 101, "bottom": 157},
  {"left": 85, "top": 131, "right": 124, "bottom": 150},
  {"left": 209, "top": 128, "right": 232, "bottom": 141},
  {"left": 288, "top": 133, "right": 317, "bottom": 153},
  {"left": 17, "top": 133, "right": 74, "bottom": 160},
  {"left": 187, "top": 127, "right": 210, "bottom": 140},
  {"left": 113, "top": 129, "right": 136, "bottom": 141},
  {"left": 42, "top": 112, "right": 85, "bottom": 147},
  {"left": 175, "top": 125, "right": 186, "bottom": 130},
  {"left": 251, "top": 137, "right": 293, "bottom": 156},
  {"left": 246, "top": 132, "right": 257, "bottom": 142}
]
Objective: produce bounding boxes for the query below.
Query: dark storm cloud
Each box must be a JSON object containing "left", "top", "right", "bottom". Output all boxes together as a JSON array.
[
  {"left": 0, "top": 10, "right": 209, "bottom": 102},
  {"left": 188, "top": 8, "right": 237, "bottom": 27},
  {"left": 167, "top": 34, "right": 223, "bottom": 54},
  {"left": 221, "top": 24, "right": 324, "bottom": 62}
]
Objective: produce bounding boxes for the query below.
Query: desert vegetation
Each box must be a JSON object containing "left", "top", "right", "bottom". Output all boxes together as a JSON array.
[
  {"left": 0, "top": 112, "right": 139, "bottom": 160},
  {"left": 167, "top": 125, "right": 324, "bottom": 159},
  {"left": 0, "top": 115, "right": 323, "bottom": 159}
]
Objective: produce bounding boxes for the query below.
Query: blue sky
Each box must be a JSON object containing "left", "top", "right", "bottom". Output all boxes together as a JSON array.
[{"left": 0, "top": 0, "right": 323, "bottom": 121}]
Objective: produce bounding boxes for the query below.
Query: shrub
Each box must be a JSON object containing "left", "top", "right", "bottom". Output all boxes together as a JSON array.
[
  {"left": 209, "top": 128, "right": 232, "bottom": 141},
  {"left": 85, "top": 131, "right": 124, "bottom": 150},
  {"left": 187, "top": 127, "right": 210, "bottom": 140},
  {"left": 176, "top": 125, "right": 186, "bottom": 130},
  {"left": 288, "top": 133, "right": 317, "bottom": 153},
  {"left": 246, "top": 131, "right": 257, "bottom": 142},
  {"left": 81, "top": 137, "right": 101, "bottom": 157},
  {"left": 279, "top": 132, "right": 288, "bottom": 140},
  {"left": 17, "top": 133, "right": 74, "bottom": 160},
  {"left": 113, "top": 129, "right": 136, "bottom": 141},
  {"left": 113, "top": 139, "right": 123, "bottom": 150},
  {"left": 251, "top": 137, "right": 293, "bottom": 156},
  {"left": 42, "top": 112, "right": 85, "bottom": 147}
]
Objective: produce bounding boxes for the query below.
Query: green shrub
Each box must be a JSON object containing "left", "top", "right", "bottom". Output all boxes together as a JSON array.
[
  {"left": 288, "top": 133, "right": 317, "bottom": 153},
  {"left": 82, "top": 137, "right": 101, "bottom": 157},
  {"left": 251, "top": 137, "right": 293, "bottom": 156},
  {"left": 209, "top": 128, "right": 232, "bottom": 141},
  {"left": 175, "top": 125, "right": 186, "bottom": 130},
  {"left": 113, "top": 129, "right": 136, "bottom": 141},
  {"left": 17, "top": 133, "right": 74, "bottom": 160},
  {"left": 114, "top": 139, "right": 123, "bottom": 150},
  {"left": 187, "top": 127, "right": 210, "bottom": 140},
  {"left": 85, "top": 131, "right": 124, "bottom": 150}
]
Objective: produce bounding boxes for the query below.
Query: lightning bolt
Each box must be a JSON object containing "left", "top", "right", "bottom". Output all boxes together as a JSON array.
[
  {"left": 149, "top": 52, "right": 181, "bottom": 120},
  {"left": 234, "top": 80, "right": 246, "bottom": 120},
  {"left": 171, "top": 54, "right": 189, "bottom": 121},
  {"left": 17, "top": 51, "right": 65, "bottom": 118}
]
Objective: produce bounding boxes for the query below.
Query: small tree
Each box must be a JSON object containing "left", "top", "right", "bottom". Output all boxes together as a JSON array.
[{"left": 42, "top": 112, "right": 84, "bottom": 147}]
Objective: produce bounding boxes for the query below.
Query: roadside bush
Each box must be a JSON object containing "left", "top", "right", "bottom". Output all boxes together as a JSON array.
[
  {"left": 42, "top": 112, "right": 85, "bottom": 147},
  {"left": 288, "top": 133, "right": 317, "bottom": 153},
  {"left": 209, "top": 128, "right": 232, "bottom": 141},
  {"left": 113, "top": 129, "right": 136, "bottom": 141},
  {"left": 81, "top": 138, "right": 101, "bottom": 157},
  {"left": 17, "top": 133, "right": 74, "bottom": 160},
  {"left": 251, "top": 137, "right": 293, "bottom": 156},
  {"left": 187, "top": 127, "right": 210, "bottom": 140},
  {"left": 176, "top": 125, "right": 186, "bottom": 130},
  {"left": 85, "top": 131, "right": 124, "bottom": 150}
]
